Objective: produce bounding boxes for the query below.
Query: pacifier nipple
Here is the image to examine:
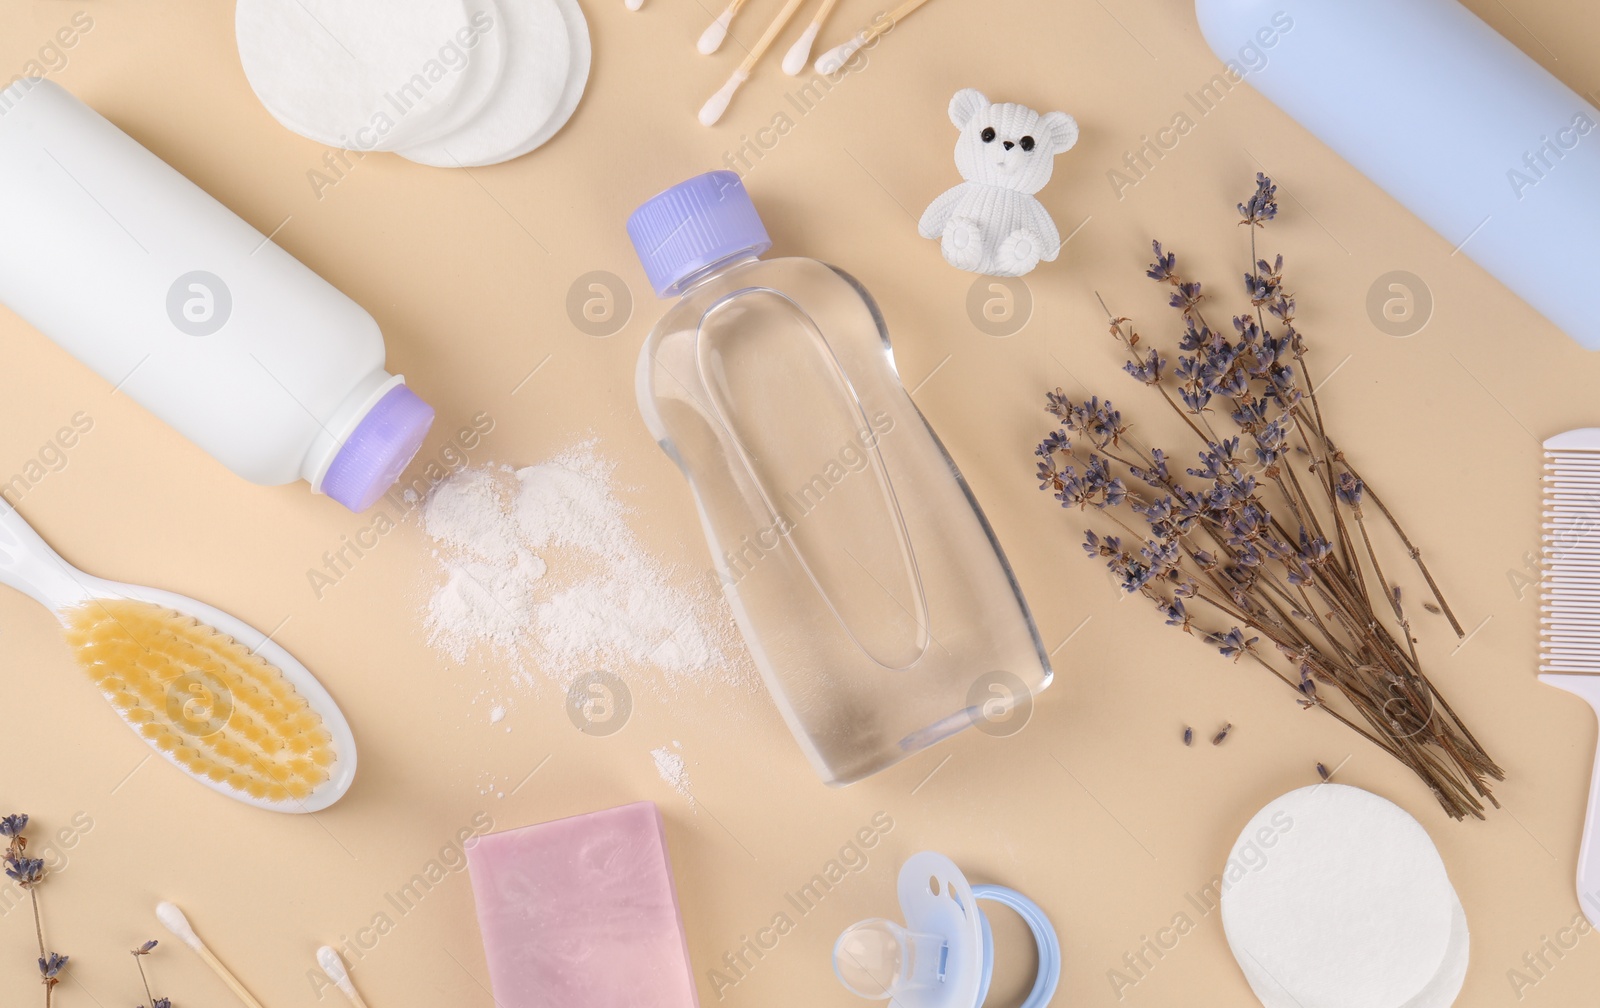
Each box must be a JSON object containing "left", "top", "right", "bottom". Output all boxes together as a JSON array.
[
  {"left": 833, "top": 852, "right": 1062, "bottom": 1008},
  {"left": 833, "top": 918, "right": 946, "bottom": 999}
]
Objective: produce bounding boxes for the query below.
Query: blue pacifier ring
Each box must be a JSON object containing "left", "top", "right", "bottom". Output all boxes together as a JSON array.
[{"left": 971, "top": 884, "right": 1062, "bottom": 1008}]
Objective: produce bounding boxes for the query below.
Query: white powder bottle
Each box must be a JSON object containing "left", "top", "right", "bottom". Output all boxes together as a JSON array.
[{"left": 0, "top": 79, "right": 434, "bottom": 510}]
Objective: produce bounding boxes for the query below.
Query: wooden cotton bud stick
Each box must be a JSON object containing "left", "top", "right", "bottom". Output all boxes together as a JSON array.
[{"left": 697, "top": 0, "right": 809, "bottom": 126}]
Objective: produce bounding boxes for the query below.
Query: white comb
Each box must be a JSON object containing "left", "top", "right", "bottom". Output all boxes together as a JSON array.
[{"left": 1538, "top": 428, "right": 1600, "bottom": 925}]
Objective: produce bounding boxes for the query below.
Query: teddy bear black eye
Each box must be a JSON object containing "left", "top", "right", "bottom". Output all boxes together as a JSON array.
[
  {"left": 980, "top": 127, "right": 996, "bottom": 143},
  {"left": 1019, "top": 135, "right": 1035, "bottom": 152}
]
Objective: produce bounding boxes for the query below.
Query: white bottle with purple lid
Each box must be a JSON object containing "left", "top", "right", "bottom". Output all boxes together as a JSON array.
[{"left": 0, "top": 79, "right": 434, "bottom": 510}]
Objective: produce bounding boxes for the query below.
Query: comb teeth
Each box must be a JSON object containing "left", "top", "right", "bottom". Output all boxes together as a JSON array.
[{"left": 1542, "top": 430, "right": 1600, "bottom": 671}]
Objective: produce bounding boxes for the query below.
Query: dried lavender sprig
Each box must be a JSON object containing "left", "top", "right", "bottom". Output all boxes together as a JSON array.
[
  {"left": 132, "top": 939, "right": 171, "bottom": 1008},
  {"left": 1127, "top": 460, "right": 1496, "bottom": 816},
  {"left": 1044, "top": 398, "right": 1363, "bottom": 675},
  {"left": 1146, "top": 249, "right": 1446, "bottom": 662},
  {"left": 1269, "top": 344, "right": 1478, "bottom": 740},
  {"left": 1036, "top": 178, "right": 1501, "bottom": 818},
  {"left": 1319, "top": 439, "right": 1466, "bottom": 636},
  {"left": 1147, "top": 253, "right": 1362, "bottom": 590},
  {"left": 1262, "top": 311, "right": 1463, "bottom": 635},
  {"left": 5, "top": 816, "right": 67, "bottom": 1007}
]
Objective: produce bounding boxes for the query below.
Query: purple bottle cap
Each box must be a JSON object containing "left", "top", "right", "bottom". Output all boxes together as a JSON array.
[
  {"left": 321, "top": 383, "right": 435, "bottom": 512},
  {"left": 627, "top": 171, "right": 771, "bottom": 298}
]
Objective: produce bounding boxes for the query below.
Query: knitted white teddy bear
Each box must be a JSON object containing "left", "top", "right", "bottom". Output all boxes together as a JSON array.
[{"left": 918, "top": 89, "right": 1079, "bottom": 277}]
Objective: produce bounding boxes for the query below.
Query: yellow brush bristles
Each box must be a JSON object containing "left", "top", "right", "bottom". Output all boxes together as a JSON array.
[{"left": 63, "top": 599, "right": 334, "bottom": 803}]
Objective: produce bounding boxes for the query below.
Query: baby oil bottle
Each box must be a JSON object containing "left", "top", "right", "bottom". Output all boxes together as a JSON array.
[{"left": 629, "top": 171, "right": 1051, "bottom": 784}]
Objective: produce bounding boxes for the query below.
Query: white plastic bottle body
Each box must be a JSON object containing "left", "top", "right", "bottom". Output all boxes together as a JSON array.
[
  {"left": 0, "top": 78, "right": 394, "bottom": 487},
  {"left": 1196, "top": 0, "right": 1600, "bottom": 348}
]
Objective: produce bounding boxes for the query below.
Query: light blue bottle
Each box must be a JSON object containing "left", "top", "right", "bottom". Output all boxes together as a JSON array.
[
  {"left": 628, "top": 172, "right": 1051, "bottom": 784},
  {"left": 1197, "top": 0, "right": 1600, "bottom": 348}
]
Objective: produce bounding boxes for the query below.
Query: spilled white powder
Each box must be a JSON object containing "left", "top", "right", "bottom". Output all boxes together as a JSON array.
[
  {"left": 489, "top": 705, "right": 506, "bottom": 724},
  {"left": 652, "top": 743, "right": 694, "bottom": 805},
  {"left": 420, "top": 444, "right": 744, "bottom": 693}
]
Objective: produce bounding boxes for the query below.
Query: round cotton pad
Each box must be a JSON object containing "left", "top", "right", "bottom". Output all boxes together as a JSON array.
[
  {"left": 1220, "top": 784, "right": 1465, "bottom": 1008},
  {"left": 1400, "top": 898, "right": 1469, "bottom": 1008},
  {"left": 503, "top": 0, "right": 591, "bottom": 158},
  {"left": 398, "top": 0, "right": 590, "bottom": 167},
  {"left": 237, "top": 0, "right": 481, "bottom": 151},
  {"left": 396, "top": 0, "right": 510, "bottom": 149},
  {"left": 1233, "top": 896, "right": 1469, "bottom": 1008}
]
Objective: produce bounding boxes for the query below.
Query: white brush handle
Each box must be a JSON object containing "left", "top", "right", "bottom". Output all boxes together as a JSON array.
[
  {"left": 0, "top": 515, "right": 358, "bottom": 814},
  {"left": 0, "top": 504, "right": 95, "bottom": 611},
  {"left": 1541, "top": 673, "right": 1600, "bottom": 924}
]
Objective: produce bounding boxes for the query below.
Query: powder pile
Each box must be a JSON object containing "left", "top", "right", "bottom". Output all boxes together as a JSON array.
[
  {"left": 652, "top": 743, "right": 694, "bottom": 805},
  {"left": 420, "top": 445, "right": 742, "bottom": 691}
]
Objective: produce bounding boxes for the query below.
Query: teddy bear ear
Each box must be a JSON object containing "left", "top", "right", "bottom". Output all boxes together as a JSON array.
[
  {"left": 1041, "top": 111, "right": 1080, "bottom": 154},
  {"left": 948, "top": 88, "right": 989, "bottom": 130}
]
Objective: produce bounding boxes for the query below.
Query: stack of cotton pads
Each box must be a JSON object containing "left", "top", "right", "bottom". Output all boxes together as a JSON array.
[
  {"left": 1220, "top": 784, "right": 1469, "bottom": 1008},
  {"left": 236, "top": 0, "right": 590, "bottom": 167}
]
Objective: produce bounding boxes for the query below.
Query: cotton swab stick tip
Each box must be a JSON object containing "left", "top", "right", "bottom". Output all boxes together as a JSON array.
[
  {"left": 318, "top": 945, "right": 364, "bottom": 1003},
  {"left": 782, "top": 23, "right": 821, "bottom": 75},
  {"left": 625, "top": 0, "right": 644, "bottom": 9},
  {"left": 318, "top": 946, "right": 351, "bottom": 988},
  {"left": 698, "top": 8, "right": 735, "bottom": 54},
  {"left": 158, "top": 902, "right": 267, "bottom": 1008},
  {"left": 815, "top": 33, "right": 865, "bottom": 74},
  {"left": 156, "top": 902, "right": 203, "bottom": 951},
  {"left": 699, "top": 69, "right": 749, "bottom": 127}
]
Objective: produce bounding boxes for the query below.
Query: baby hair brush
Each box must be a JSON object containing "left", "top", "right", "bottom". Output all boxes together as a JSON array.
[{"left": 0, "top": 504, "right": 355, "bottom": 812}]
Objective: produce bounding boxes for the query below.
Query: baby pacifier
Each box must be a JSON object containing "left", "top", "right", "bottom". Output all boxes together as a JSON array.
[{"left": 832, "top": 852, "right": 1061, "bottom": 1008}]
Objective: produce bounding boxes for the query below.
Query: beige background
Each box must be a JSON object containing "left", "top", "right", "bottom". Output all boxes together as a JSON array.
[{"left": 2, "top": 0, "right": 1599, "bottom": 1005}]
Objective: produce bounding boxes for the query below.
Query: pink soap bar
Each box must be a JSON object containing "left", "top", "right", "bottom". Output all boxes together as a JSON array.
[{"left": 465, "top": 801, "right": 701, "bottom": 1008}]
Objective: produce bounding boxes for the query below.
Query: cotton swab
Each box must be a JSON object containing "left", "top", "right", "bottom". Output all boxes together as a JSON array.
[
  {"left": 156, "top": 902, "right": 267, "bottom": 1008},
  {"left": 698, "top": 0, "right": 751, "bottom": 55},
  {"left": 699, "top": 0, "right": 810, "bottom": 125},
  {"left": 815, "top": 0, "right": 935, "bottom": 73},
  {"left": 625, "top": 0, "right": 643, "bottom": 9},
  {"left": 317, "top": 946, "right": 370, "bottom": 1008},
  {"left": 781, "top": 0, "right": 841, "bottom": 75}
]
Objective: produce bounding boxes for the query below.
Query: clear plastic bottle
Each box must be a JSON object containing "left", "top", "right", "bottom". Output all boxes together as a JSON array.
[
  {"left": 0, "top": 79, "right": 434, "bottom": 511},
  {"left": 628, "top": 172, "right": 1051, "bottom": 784}
]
